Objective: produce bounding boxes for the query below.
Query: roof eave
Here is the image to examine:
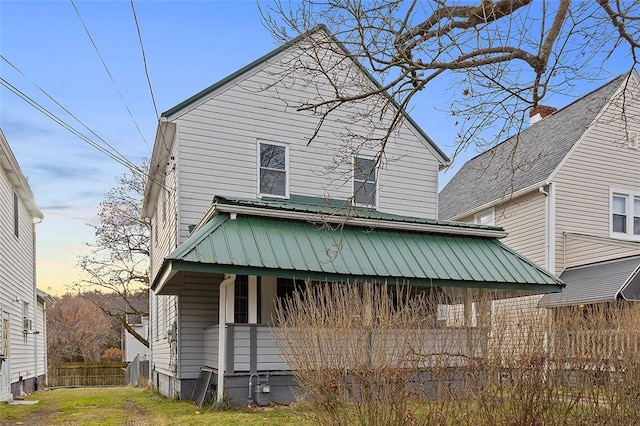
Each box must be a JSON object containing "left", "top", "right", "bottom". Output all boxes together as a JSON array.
[{"left": 447, "top": 180, "right": 549, "bottom": 221}]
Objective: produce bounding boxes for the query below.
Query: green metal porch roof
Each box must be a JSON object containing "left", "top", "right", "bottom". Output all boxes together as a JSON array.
[{"left": 153, "top": 208, "right": 563, "bottom": 294}]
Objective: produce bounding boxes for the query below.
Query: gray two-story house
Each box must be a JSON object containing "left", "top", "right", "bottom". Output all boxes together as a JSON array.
[{"left": 142, "top": 26, "right": 563, "bottom": 405}]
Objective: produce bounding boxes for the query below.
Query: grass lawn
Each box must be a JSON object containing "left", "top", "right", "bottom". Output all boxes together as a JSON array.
[{"left": 0, "top": 386, "right": 316, "bottom": 426}]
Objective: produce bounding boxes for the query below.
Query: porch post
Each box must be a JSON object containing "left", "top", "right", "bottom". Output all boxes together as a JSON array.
[{"left": 217, "top": 274, "right": 236, "bottom": 401}]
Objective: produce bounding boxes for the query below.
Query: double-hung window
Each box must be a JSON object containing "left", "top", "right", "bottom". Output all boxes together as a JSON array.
[
  {"left": 258, "top": 141, "right": 288, "bottom": 197},
  {"left": 474, "top": 208, "right": 495, "bottom": 226},
  {"left": 611, "top": 190, "right": 640, "bottom": 239},
  {"left": 353, "top": 156, "right": 377, "bottom": 207}
]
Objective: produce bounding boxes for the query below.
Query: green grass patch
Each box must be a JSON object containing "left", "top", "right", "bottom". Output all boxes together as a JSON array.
[{"left": 0, "top": 387, "right": 315, "bottom": 426}]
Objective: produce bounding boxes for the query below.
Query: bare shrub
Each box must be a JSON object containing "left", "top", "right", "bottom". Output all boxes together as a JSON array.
[
  {"left": 273, "top": 282, "right": 445, "bottom": 425},
  {"left": 273, "top": 283, "right": 640, "bottom": 425}
]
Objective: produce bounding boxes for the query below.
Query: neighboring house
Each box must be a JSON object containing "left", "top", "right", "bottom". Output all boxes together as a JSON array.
[
  {"left": 0, "top": 129, "right": 49, "bottom": 401},
  {"left": 142, "top": 26, "right": 562, "bottom": 405},
  {"left": 439, "top": 71, "right": 640, "bottom": 313},
  {"left": 122, "top": 315, "right": 150, "bottom": 362}
]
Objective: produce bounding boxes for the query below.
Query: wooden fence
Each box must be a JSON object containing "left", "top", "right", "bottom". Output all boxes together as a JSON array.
[{"left": 48, "top": 362, "right": 127, "bottom": 387}]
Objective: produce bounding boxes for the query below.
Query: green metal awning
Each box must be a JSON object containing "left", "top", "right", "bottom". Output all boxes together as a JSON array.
[{"left": 153, "top": 203, "right": 563, "bottom": 294}]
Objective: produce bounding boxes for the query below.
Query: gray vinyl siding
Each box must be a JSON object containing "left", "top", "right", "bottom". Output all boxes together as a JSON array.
[
  {"left": 150, "top": 293, "right": 178, "bottom": 376},
  {"left": 172, "top": 44, "right": 440, "bottom": 245},
  {"left": 178, "top": 273, "right": 221, "bottom": 379},
  {"left": 553, "top": 77, "right": 640, "bottom": 270},
  {"left": 0, "top": 143, "right": 40, "bottom": 389},
  {"left": 149, "top": 142, "right": 179, "bottom": 281}
]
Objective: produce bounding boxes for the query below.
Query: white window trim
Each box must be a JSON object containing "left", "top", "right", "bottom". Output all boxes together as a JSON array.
[
  {"left": 352, "top": 155, "right": 379, "bottom": 209},
  {"left": 474, "top": 208, "right": 495, "bottom": 226},
  {"left": 610, "top": 188, "right": 640, "bottom": 241},
  {"left": 257, "top": 140, "right": 289, "bottom": 199}
]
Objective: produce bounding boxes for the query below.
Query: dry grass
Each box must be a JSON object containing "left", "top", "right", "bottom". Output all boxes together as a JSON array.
[{"left": 0, "top": 387, "right": 314, "bottom": 426}]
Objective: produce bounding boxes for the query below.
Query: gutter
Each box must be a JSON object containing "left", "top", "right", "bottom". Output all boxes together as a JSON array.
[{"left": 448, "top": 180, "right": 550, "bottom": 222}]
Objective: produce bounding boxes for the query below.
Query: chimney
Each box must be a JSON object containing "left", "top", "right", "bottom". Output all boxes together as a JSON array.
[{"left": 529, "top": 105, "right": 557, "bottom": 125}]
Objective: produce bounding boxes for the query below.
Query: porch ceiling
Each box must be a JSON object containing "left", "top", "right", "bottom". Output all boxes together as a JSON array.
[{"left": 152, "top": 209, "right": 563, "bottom": 295}]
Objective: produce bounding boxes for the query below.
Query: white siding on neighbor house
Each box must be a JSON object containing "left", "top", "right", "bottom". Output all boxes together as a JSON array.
[
  {"left": 0, "top": 176, "right": 37, "bottom": 387},
  {"left": 553, "top": 78, "right": 640, "bottom": 271},
  {"left": 178, "top": 273, "right": 221, "bottom": 379},
  {"left": 495, "top": 191, "right": 548, "bottom": 268},
  {"left": 35, "top": 300, "right": 47, "bottom": 377},
  {"left": 171, "top": 43, "right": 440, "bottom": 247},
  {"left": 0, "top": 135, "right": 45, "bottom": 398},
  {"left": 457, "top": 191, "right": 547, "bottom": 269}
]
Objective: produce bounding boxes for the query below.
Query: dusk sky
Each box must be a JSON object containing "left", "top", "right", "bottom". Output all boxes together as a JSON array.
[{"left": 0, "top": 1, "right": 631, "bottom": 296}]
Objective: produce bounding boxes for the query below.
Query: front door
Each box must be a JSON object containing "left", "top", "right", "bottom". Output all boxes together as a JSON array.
[{"left": 0, "top": 311, "right": 10, "bottom": 400}]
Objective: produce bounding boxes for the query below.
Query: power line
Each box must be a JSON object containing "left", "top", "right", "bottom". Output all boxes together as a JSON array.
[
  {"left": 69, "top": 0, "right": 151, "bottom": 152},
  {"left": 130, "top": 0, "right": 159, "bottom": 120},
  {"left": 0, "top": 77, "right": 137, "bottom": 171},
  {"left": 0, "top": 76, "right": 169, "bottom": 190},
  {"left": 1, "top": 54, "right": 140, "bottom": 174}
]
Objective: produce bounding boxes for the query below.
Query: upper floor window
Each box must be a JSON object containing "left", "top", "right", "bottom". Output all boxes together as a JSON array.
[
  {"left": 474, "top": 208, "right": 495, "bottom": 226},
  {"left": 611, "top": 190, "right": 640, "bottom": 239},
  {"left": 258, "top": 141, "right": 288, "bottom": 197},
  {"left": 353, "top": 156, "right": 377, "bottom": 207}
]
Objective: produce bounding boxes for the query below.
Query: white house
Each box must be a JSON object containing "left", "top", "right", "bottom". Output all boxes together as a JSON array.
[
  {"left": 142, "top": 26, "right": 563, "bottom": 405},
  {"left": 122, "top": 315, "right": 150, "bottom": 363},
  {"left": 0, "top": 129, "right": 49, "bottom": 401},
  {"left": 439, "top": 71, "right": 640, "bottom": 309}
]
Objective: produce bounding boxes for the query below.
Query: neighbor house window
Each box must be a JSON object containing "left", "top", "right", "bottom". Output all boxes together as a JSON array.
[
  {"left": 353, "top": 156, "right": 377, "bottom": 207},
  {"left": 611, "top": 190, "right": 640, "bottom": 239},
  {"left": 474, "top": 208, "right": 495, "bottom": 226},
  {"left": 258, "top": 141, "right": 288, "bottom": 197}
]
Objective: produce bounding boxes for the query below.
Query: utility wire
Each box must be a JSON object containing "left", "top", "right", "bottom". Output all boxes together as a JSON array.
[
  {"left": 0, "top": 76, "right": 167, "bottom": 189},
  {"left": 130, "top": 0, "right": 174, "bottom": 178},
  {"left": 1, "top": 54, "right": 141, "bottom": 174},
  {"left": 130, "top": 0, "right": 159, "bottom": 120},
  {"left": 70, "top": 0, "right": 151, "bottom": 152},
  {"left": 0, "top": 77, "right": 134, "bottom": 170}
]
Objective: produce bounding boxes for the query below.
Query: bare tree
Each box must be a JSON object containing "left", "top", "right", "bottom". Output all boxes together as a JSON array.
[
  {"left": 73, "top": 161, "right": 150, "bottom": 347},
  {"left": 47, "top": 293, "right": 120, "bottom": 363},
  {"left": 261, "top": 0, "right": 640, "bottom": 162}
]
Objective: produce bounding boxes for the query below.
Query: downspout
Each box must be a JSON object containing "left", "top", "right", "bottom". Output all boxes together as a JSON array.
[
  {"left": 539, "top": 184, "right": 556, "bottom": 274},
  {"left": 217, "top": 274, "right": 236, "bottom": 401},
  {"left": 548, "top": 183, "right": 556, "bottom": 274},
  {"left": 32, "top": 220, "right": 38, "bottom": 391}
]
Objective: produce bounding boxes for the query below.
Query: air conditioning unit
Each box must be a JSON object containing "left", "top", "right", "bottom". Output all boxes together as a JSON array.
[{"left": 23, "top": 318, "right": 32, "bottom": 332}]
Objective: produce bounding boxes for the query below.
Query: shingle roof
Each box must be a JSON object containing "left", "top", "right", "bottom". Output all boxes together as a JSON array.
[
  {"left": 438, "top": 74, "right": 626, "bottom": 220},
  {"left": 538, "top": 256, "right": 640, "bottom": 307}
]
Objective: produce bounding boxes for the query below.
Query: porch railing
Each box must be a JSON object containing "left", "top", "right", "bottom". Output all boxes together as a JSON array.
[{"left": 203, "top": 324, "right": 481, "bottom": 374}]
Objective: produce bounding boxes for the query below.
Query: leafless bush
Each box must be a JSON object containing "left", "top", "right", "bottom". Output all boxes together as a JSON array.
[{"left": 273, "top": 283, "right": 640, "bottom": 425}]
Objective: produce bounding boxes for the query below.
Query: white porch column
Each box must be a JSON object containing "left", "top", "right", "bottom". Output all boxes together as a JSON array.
[{"left": 217, "top": 274, "right": 235, "bottom": 401}]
